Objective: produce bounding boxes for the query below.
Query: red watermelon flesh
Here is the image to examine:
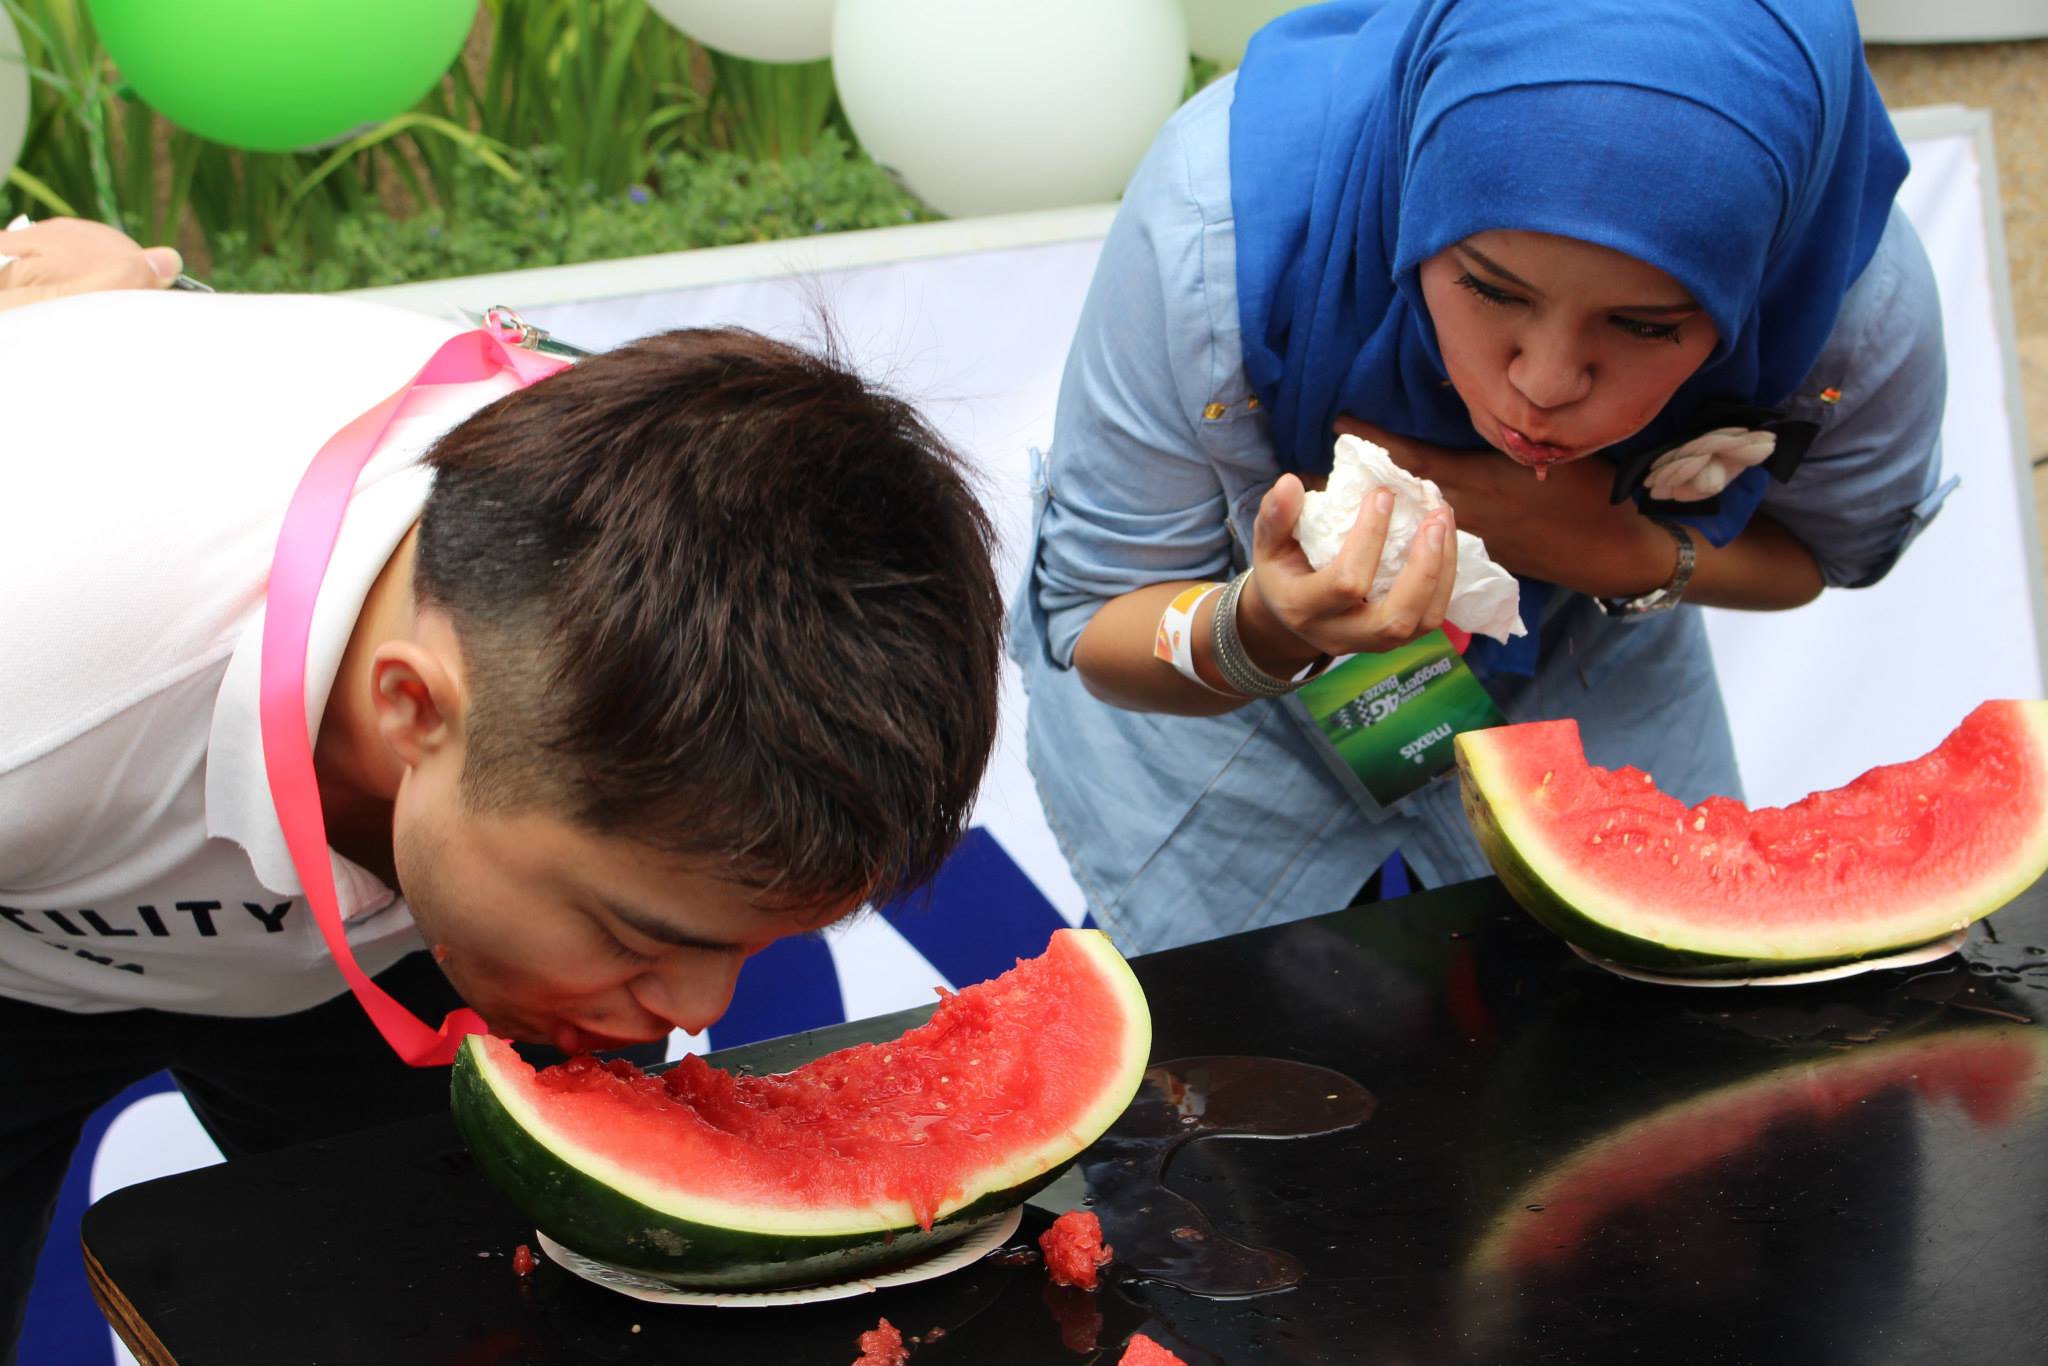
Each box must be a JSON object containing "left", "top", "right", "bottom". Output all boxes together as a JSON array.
[
  {"left": 1455, "top": 700, "right": 2048, "bottom": 970},
  {"left": 474, "top": 928, "right": 1149, "bottom": 1235}
]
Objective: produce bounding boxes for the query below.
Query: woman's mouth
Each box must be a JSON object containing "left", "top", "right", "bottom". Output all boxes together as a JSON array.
[{"left": 1497, "top": 422, "right": 1577, "bottom": 471}]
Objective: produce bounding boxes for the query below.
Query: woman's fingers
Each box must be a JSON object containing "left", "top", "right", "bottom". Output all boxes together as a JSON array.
[
  {"left": 1327, "top": 488, "right": 1395, "bottom": 605},
  {"left": 1365, "top": 510, "right": 1446, "bottom": 640},
  {"left": 1252, "top": 473, "right": 1307, "bottom": 567},
  {"left": 1424, "top": 509, "right": 1459, "bottom": 629}
]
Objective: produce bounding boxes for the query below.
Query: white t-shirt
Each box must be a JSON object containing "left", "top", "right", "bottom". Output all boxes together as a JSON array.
[{"left": 1, "top": 291, "right": 523, "bottom": 1015}]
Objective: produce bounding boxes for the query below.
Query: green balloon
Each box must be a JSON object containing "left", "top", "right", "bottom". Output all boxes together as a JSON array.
[{"left": 88, "top": 1, "right": 476, "bottom": 152}]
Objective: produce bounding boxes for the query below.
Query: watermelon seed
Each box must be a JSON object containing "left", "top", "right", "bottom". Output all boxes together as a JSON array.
[
  {"left": 1541, "top": 770, "right": 1553, "bottom": 787},
  {"left": 1524, "top": 1204, "right": 1546, "bottom": 1211},
  {"left": 1693, "top": 814, "right": 1707, "bottom": 831},
  {"left": 1591, "top": 835, "right": 1602, "bottom": 844}
]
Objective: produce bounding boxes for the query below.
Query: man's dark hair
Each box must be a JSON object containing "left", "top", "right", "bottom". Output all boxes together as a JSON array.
[{"left": 413, "top": 327, "right": 1003, "bottom": 909}]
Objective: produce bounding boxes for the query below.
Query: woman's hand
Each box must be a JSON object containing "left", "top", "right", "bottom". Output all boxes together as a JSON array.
[
  {"left": 0, "top": 218, "right": 184, "bottom": 315},
  {"left": 1334, "top": 416, "right": 1673, "bottom": 599},
  {"left": 1235, "top": 469, "right": 1460, "bottom": 675}
]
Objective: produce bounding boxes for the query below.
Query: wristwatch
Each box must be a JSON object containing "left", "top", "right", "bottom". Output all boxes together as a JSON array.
[{"left": 1595, "top": 520, "right": 1695, "bottom": 617}]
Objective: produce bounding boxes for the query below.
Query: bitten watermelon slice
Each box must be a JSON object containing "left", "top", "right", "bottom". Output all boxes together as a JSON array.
[
  {"left": 1455, "top": 700, "right": 2048, "bottom": 976},
  {"left": 451, "top": 928, "right": 1150, "bottom": 1288}
]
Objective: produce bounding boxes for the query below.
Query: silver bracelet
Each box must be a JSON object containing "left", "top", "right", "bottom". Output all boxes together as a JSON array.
[{"left": 1211, "top": 569, "right": 1302, "bottom": 698}]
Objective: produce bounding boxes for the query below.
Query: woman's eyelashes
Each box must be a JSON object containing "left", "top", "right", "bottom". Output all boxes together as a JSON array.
[
  {"left": 1455, "top": 272, "right": 1683, "bottom": 344},
  {"left": 1455, "top": 271, "right": 1518, "bottom": 307},
  {"left": 1611, "top": 315, "right": 1684, "bottom": 344}
]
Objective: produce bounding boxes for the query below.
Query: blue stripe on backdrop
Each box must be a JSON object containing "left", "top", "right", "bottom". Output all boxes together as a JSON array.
[
  {"left": 1381, "top": 849, "right": 1412, "bottom": 900},
  {"left": 20, "top": 1072, "right": 178, "bottom": 1366},
  {"left": 880, "top": 828, "right": 1070, "bottom": 990},
  {"left": 707, "top": 930, "right": 848, "bottom": 1051}
]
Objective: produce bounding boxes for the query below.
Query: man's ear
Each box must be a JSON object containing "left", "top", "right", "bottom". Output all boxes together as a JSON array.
[{"left": 369, "top": 638, "right": 466, "bottom": 771}]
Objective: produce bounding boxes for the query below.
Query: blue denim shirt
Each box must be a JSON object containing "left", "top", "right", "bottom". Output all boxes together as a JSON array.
[{"left": 1009, "top": 76, "right": 1953, "bottom": 955}]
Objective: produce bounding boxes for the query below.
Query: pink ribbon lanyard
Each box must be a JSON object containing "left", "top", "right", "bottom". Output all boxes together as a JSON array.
[{"left": 260, "top": 327, "right": 570, "bottom": 1066}]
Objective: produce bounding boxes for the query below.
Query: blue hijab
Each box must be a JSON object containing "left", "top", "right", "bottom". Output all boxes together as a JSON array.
[{"left": 1231, "top": 0, "right": 1907, "bottom": 668}]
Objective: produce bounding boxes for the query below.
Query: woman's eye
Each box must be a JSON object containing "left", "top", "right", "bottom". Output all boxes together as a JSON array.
[
  {"left": 1455, "top": 272, "right": 1520, "bottom": 307},
  {"left": 1612, "top": 316, "right": 1683, "bottom": 344}
]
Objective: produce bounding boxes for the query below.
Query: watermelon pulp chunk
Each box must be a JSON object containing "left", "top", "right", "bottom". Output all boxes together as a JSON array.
[
  {"left": 458, "top": 926, "right": 1150, "bottom": 1276},
  {"left": 1456, "top": 700, "right": 2048, "bottom": 971}
]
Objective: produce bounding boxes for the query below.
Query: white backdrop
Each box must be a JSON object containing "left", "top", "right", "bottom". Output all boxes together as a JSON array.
[
  {"left": 68, "top": 106, "right": 2040, "bottom": 1366},
  {"left": 1702, "top": 110, "right": 2045, "bottom": 801}
]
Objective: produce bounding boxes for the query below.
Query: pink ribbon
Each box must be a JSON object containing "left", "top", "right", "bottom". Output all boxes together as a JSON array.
[{"left": 260, "top": 328, "right": 570, "bottom": 1066}]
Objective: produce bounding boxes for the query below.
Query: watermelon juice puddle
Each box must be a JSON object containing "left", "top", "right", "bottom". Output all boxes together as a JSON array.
[{"left": 1071, "top": 1056, "right": 1376, "bottom": 1299}]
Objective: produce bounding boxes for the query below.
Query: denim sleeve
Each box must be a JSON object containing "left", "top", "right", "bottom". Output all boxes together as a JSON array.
[
  {"left": 1032, "top": 121, "right": 1237, "bottom": 668},
  {"left": 1761, "top": 209, "right": 1952, "bottom": 589}
]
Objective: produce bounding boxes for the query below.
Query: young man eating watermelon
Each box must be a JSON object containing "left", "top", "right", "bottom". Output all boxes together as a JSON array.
[{"left": 0, "top": 285, "right": 1004, "bottom": 1361}]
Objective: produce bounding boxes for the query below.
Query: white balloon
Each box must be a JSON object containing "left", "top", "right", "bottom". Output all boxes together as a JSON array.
[
  {"left": 2, "top": 9, "right": 28, "bottom": 193},
  {"left": 1183, "top": 0, "right": 1307, "bottom": 68},
  {"left": 646, "top": 0, "right": 836, "bottom": 64},
  {"left": 833, "top": 0, "right": 1189, "bottom": 218}
]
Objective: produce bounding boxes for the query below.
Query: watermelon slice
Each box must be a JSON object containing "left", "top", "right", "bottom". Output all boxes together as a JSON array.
[
  {"left": 1455, "top": 700, "right": 2048, "bottom": 976},
  {"left": 451, "top": 928, "right": 1150, "bottom": 1288}
]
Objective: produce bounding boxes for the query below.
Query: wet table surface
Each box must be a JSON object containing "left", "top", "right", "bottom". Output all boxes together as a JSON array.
[{"left": 82, "top": 875, "right": 2048, "bottom": 1365}]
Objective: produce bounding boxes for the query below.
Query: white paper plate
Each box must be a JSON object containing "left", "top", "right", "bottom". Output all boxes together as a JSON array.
[
  {"left": 536, "top": 1205, "right": 1023, "bottom": 1308},
  {"left": 1569, "top": 928, "right": 1969, "bottom": 988}
]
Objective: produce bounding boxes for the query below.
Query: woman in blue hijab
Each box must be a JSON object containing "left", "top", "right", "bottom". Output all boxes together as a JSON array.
[{"left": 1011, "top": 0, "right": 1951, "bottom": 952}]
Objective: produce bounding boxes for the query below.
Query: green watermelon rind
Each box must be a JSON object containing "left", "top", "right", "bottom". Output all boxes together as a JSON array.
[
  {"left": 450, "top": 928, "right": 1152, "bottom": 1288},
  {"left": 1454, "top": 701, "right": 2048, "bottom": 977}
]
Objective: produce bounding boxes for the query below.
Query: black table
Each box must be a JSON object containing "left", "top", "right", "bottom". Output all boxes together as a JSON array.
[{"left": 82, "top": 876, "right": 2048, "bottom": 1365}]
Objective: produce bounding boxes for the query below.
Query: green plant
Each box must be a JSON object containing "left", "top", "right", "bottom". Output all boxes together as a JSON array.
[
  {"left": 208, "top": 132, "right": 932, "bottom": 294},
  {"left": 704, "top": 50, "right": 838, "bottom": 164},
  {"left": 453, "top": 0, "right": 706, "bottom": 197}
]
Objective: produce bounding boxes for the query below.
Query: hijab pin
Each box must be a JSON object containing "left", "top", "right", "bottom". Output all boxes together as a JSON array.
[
  {"left": 1818, "top": 387, "right": 1842, "bottom": 405},
  {"left": 1203, "top": 402, "right": 1229, "bottom": 421}
]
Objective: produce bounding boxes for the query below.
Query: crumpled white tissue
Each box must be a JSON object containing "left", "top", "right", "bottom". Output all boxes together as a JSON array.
[
  {"left": 1643, "top": 427, "right": 1776, "bottom": 502},
  {"left": 1293, "top": 434, "right": 1525, "bottom": 643}
]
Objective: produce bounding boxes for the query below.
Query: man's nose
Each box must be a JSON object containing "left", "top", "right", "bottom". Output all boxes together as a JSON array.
[{"left": 626, "top": 951, "right": 750, "bottom": 1037}]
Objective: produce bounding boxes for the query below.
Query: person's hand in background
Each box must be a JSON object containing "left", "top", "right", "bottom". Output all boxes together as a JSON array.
[{"left": 0, "top": 217, "right": 183, "bottom": 314}]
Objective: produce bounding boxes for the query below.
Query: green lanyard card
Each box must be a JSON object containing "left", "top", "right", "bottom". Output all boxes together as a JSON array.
[{"left": 1290, "top": 630, "right": 1506, "bottom": 815}]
